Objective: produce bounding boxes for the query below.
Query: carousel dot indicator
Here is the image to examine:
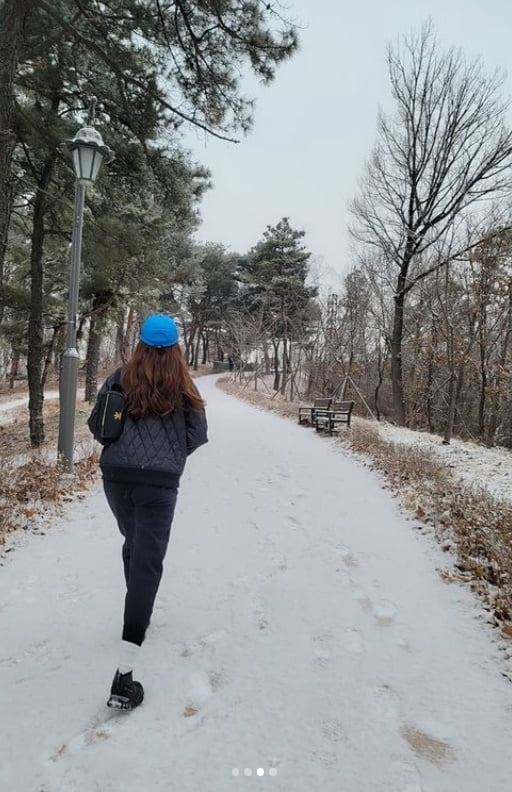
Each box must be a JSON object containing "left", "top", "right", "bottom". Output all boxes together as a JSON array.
[
  {"left": 244, "top": 768, "right": 253, "bottom": 776},
  {"left": 269, "top": 768, "right": 278, "bottom": 776},
  {"left": 257, "top": 768, "right": 265, "bottom": 776},
  {"left": 232, "top": 768, "right": 239, "bottom": 776}
]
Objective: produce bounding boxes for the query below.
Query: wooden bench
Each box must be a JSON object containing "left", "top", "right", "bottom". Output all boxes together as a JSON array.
[
  {"left": 315, "top": 400, "right": 355, "bottom": 435},
  {"left": 298, "top": 397, "right": 332, "bottom": 426}
]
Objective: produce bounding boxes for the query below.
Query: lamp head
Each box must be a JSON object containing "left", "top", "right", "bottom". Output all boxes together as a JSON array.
[{"left": 63, "top": 126, "right": 114, "bottom": 185}]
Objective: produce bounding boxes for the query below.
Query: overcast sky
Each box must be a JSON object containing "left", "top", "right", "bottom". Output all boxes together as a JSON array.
[{"left": 184, "top": 0, "right": 512, "bottom": 290}]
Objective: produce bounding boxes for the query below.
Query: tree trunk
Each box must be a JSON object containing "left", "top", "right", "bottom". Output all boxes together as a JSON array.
[
  {"left": 425, "top": 356, "right": 435, "bottom": 433},
  {"left": 117, "top": 307, "right": 135, "bottom": 364},
  {"left": 185, "top": 324, "right": 195, "bottom": 366},
  {"left": 125, "top": 308, "right": 137, "bottom": 358},
  {"left": 193, "top": 326, "right": 202, "bottom": 370},
  {"left": 487, "top": 287, "right": 512, "bottom": 445},
  {"left": 453, "top": 358, "right": 467, "bottom": 435},
  {"left": 8, "top": 343, "right": 20, "bottom": 388},
  {"left": 290, "top": 345, "right": 299, "bottom": 402},
  {"left": 442, "top": 370, "right": 457, "bottom": 445},
  {"left": 263, "top": 341, "right": 270, "bottom": 375},
  {"left": 486, "top": 378, "right": 499, "bottom": 447},
  {"left": 478, "top": 363, "right": 487, "bottom": 440},
  {"left": 390, "top": 283, "right": 406, "bottom": 425},
  {"left": 216, "top": 330, "right": 224, "bottom": 362},
  {"left": 272, "top": 340, "right": 280, "bottom": 392},
  {"left": 41, "top": 325, "right": 60, "bottom": 391},
  {"left": 373, "top": 340, "right": 385, "bottom": 421},
  {"left": 115, "top": 317, "right": 123, "bottom": 362},
  {"left": 280, "top": 337, "right": 288, "bottom": 395},
  {"left": 85, "top": 305, "right": 105, "bottom": 402},
  {"left": 425, "top": 314, "right": 438, "bottom": 433},
  {"left": 27, "top": 155, "right": 55, "bottom": 446},
  {"left": 201, "top": 331, "right": 208, "bottom": 365},
  {"left": 0, "top": 0, "right": 38, "bottom": 320}
]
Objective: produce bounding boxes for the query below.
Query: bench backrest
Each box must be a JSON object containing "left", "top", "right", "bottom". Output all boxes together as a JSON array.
[
  {"left": 331, "top": 400, "right": 354, "bottom": 413},
  {"left": 314, "top": 397, "right": 332, "bottom": 409}
]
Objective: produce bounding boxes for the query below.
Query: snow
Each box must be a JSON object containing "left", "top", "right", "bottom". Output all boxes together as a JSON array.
[
  {"left": 0, "top": 390, "right": 60, "bottom": 425},
  {"left": 1, "top": 375, "right": 512, "bottom": 791},
  {"left": 0, "top": 390, "right": 59, "bottom": 412},
  {"left": 372, "top": 421, "right": 512, "bottom": 504}
]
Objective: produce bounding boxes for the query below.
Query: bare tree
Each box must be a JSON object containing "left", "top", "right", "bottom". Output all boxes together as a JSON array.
[
  {"left": 468, "top": 229, "right": 512, "bottom": 444},
  {"left": 350, "top": 21, "right": 512, "bottom": 425}
]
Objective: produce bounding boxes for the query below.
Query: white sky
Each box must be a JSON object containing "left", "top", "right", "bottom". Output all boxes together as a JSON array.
[{"left": 184, "top": 0, "right": 512, "bottom": 291}]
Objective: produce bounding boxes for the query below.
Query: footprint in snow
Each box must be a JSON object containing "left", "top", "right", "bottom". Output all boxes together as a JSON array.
[
  {"left": 343, "top": 628, "right": 365, "bottom": 654},
  {"left": 321, "top": 718, "right": 347, "bottom": 744},
  {"left": 395, "top": 633, "right": 413, "bottom": 652},
  {"left": 48, "top": 707, "right": 125, "bottom": 764},
  {"left": 312, "top": 631, "right": 334, "bottom": 667},
  {"left": 372, "top": 683, "right": 401, "bottom": 722},
  {"left": 0, "top": 655, "right": 19, "bottom": 667},
  {"left": 180, "top": 629, "right": 228, "bottom": 659},
  {"left": 270, "top": 556, "right": 288, "bottom": 572},
  {"left": 352, "top": 587, "right": 372, "bottom": 613},
  {"left": 338, "top": 545, "right": 358, "bottom": 567},
  {"left": 254, "top": 607, "right": 269, "bottom": 631},
  {"left": 310, "top": 749, "right": 338, "bottom": 766},
  {"left": 312, "top": 648, "right": 332, "bottom": 668},
  {"left": 392, "top": 759, "right": 424, "bottom": 792},
  {"left": 369, "top": 686, "right": 456, "bottom": 767},
  {"left": 312, "top": 630, "right": 334, "bottom": 644},
  {"left": 372, "top": 599, "right": 397, "bottom": 625},
  {"left": 182, "top": 668, "right": 227, "bottom": 718},
  {"left": 401, "top": 723, "right": 456, "bottom": 765},
  {"left": 58, "top": 586, "right": 92, "bottom": 602}
]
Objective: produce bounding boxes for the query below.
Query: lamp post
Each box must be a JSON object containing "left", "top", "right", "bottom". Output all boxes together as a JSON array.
[{"left": 57, "top": 98, "right": 114, "bottom": 473}]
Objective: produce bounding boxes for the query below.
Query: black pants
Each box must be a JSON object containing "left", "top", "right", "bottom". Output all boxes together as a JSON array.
[{"left": 103, "top": 481, "right": 178, "bottom": 646}]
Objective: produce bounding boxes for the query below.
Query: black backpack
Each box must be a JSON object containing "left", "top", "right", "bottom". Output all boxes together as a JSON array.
[{"left": 89, "top": 368, "right": 127, "bottom": 444}]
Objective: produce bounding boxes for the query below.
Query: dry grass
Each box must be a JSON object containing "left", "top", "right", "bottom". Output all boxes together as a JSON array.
[
  {"left": 217, "top": 377, "right": 512, "bottom": 633},
  {"left": 0, "top": 452, "right": 99, "bottom": 546},
  {"left": 218, "top": 376, "right": 298, "bottom": 420},
  {"left": 0, "top": 394, "right": 100, "bottom": 546}
]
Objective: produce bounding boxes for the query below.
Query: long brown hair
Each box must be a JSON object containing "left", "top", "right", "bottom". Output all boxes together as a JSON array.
[{"left": 121, "top": 342, "right": 205, "bottom": 417}]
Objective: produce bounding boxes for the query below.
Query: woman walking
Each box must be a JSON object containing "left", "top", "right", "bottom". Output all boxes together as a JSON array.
[{"left": 88, "top": 314, "right": 208, "bottom": 710}]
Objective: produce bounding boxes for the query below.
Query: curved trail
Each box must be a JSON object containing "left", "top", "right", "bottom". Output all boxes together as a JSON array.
[{"left": 1, "top": 375, "right": 511, "bottom": 791}]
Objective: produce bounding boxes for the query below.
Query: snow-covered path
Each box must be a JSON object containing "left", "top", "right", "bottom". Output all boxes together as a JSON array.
[
  {"left": 1, "top": 376, "right": 512, "bottom": 792},
  {"left": 0, "top": 390, "right": 60, "bottom": 424}
]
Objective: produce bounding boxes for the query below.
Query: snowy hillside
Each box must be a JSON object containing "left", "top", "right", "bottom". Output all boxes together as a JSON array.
[{"left": 374, "top": 421, "right": 512, "bottom": 504}]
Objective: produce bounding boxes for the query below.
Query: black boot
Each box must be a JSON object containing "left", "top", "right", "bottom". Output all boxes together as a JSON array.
[{"left": 107, "top": 670, "right": 144, "bottom": 710}]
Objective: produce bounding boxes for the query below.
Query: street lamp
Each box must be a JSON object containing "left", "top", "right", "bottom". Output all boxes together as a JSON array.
[{"left": 57, "top": 97, "right": 114, "bottom": 473}]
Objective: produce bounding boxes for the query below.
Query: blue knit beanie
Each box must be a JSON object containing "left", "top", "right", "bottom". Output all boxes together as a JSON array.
[{"left": 140, "top": 314, "right": 179, "bottom": 348}]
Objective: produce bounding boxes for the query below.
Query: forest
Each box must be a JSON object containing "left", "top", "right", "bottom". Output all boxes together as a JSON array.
[{"left": 1, "top": 5, "right": 512, "bottom": 450}]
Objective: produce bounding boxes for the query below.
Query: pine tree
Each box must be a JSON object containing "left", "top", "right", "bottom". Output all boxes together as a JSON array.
[{"left": 239, "top": 218, "right": 316, "bottom": 391}]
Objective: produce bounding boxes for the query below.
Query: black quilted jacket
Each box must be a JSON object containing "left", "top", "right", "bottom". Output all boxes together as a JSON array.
[{"left": 88, "top": 369, "right": 208, "bottom": 487}]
